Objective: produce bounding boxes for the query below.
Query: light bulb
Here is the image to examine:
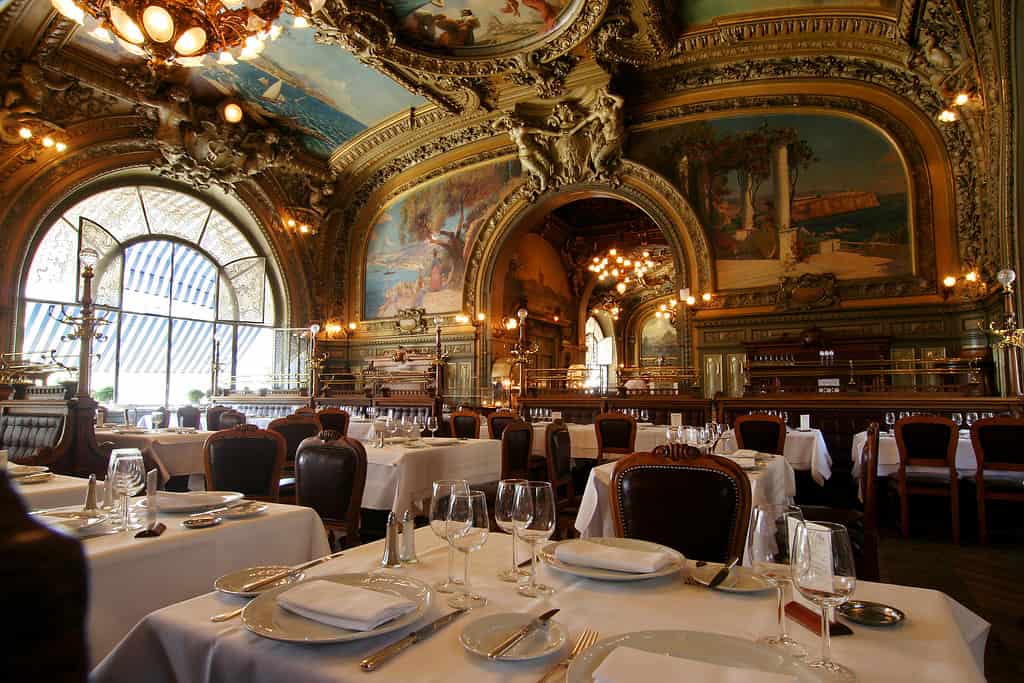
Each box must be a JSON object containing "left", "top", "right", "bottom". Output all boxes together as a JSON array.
[
  {"left": 938, "top": 109, "right": 957, "bottom": 123},
  {"left": 110, "top": 5, "right": 145, "bottom": 43},
  {"left": 616, "top": 282, "right": 627, "bottom": 294},
  {"left": 55, "top": 141, "right": 67, "bottom": 152},
  {"left": 142, "top": 5, "right": 175, "bottom": 42},
  {"left": 299, "top": 224, "right": 311, "bottom": 234},
  {"left": 18, "top": 127, "right": 32, "bottom": 139},
  {"left": 685, "top": 296, "right": 696, "bottom": 306},
  {"left": 286, "top": 218, "right": 296, "bottom": 227},
  {"left": 51, "top": 0, "right": 85, "bottom": 24},
  {"left": 669, "top": 299, "right": 677, "bottom": 307},
  {"left": 953, "top": 92, "right": 970, "bottom": 106},
  {"left": 553, "top": 315, "right": 559, "bottom": 322},
  {"left": 222, "top": 102, "right": 243, "bottom": 123},
  {"left": 292, "top": 16, "right": 309, "bottom": 28},
  {"left": 174, "top": 26, "right": 207, "bottom": 55},
  {"left": 309, "top": 323, "right": 321, "bottom": 334},
  {"left": 942, "top": 275, "right": 957, "bottom": 288},
  {"left": 965, "top": 271, "right": 978, "bottom": 283},
  {"left": 348, "top": 322, "right": 358, "bottom": 330},
  {"left": 702, "top": 292, "right": 713, "bottom": 302},
  {"left": 42, "top": 136, "right": 54, "bottom": 148},
  {"left": 477, "top": 313, "right": 486, "bottom": 322}
]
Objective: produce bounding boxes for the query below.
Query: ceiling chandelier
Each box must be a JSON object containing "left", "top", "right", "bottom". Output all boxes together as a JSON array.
[
  {"left": 51, "top": 0, "right": 321, "bottom": 66},
  {"left": 587, "top": 247, "right": 656, "bottom": 295}
]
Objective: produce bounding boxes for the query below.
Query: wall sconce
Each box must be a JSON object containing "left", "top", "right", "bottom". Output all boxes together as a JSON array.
[
  {"left": 325, "top": 322, "right": 343, "bottom": 338},
  {"left": 12, "top": 123, "right": 69, "bottom": 154},
  {"left": 655, "top": 288, "right": 715, "bottom": 323},
  {"left": 942, "top": 269, "right": 988, "bottom": 300}
]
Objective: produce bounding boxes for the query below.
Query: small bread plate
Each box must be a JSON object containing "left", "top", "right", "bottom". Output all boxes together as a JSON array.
[
  {"left": 837, "top": 600, "right": 906, "bottom": 626},
  {"left": 33, "top": 509, "right": 109, "bottom": 535},
  {"left": 138, "top": 490, "right": 243, "bottom": 513},
  {"left": 182, "top": 515, "right": 222, "bottom": 529},
  {"left": 15, "top": 472, "right": 54, "bottom": 484},
  {"left": 460, "top": 612, "right": 566, "bottom": 661},
  {"left": 221, "top": 501, "right": 269, "bottom": 519},
  {"left": 215, "top": 566, "right": 305, "bottom": 597},
  {"left": 690, "top": 562, "right": 774, "bottom": 593},
  {"left": 540, "top": 537, "right": 685, "bottom": 582},
  {"left": 7, "top": 464, "right": 49, "bottom": 478},
  {"left": 242, "top": 573, "right": 431, "bottom": 643},
  {"left": 421, "top": 437, "right": 461, "bottom": 446}
]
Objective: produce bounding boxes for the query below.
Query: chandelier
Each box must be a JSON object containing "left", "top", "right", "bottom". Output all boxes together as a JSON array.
[
  {"left": 51, "top": 0, "right": 319, "bottom": 66},
  {"left": 587, "top": 247, "right": 656, "bottom": 295}
]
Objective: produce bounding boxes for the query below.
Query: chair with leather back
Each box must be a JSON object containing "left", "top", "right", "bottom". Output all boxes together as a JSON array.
[
  {"left": 478, "top": 420, "right": 536, "bottom": 526},
  {"left": 294, "top": 406, "right": 317, "bottom": 417},
  {"left": 487, "top": 411, "right": 518, "bottom": 440},
  {"left": 0, "top": 414, "right": 66, "bottom": 466},
  {"left": 450, "top": 409, "right": 481, "bottom": 439},
  {"left": 150, "top": 407, "right": 170, "bottom": 429},
  {"left": 205, "top": 405, "right": 229, "bottom": 431},
  {"left": 203, "top": 425, "right": 285, "bottom": 502},
  {"left": 296, "top": 431, "right": 367, "bottom": 550},
  {"left": 269, "top": 414, "right": 323, "bottom": 500},
  {"left": 217, "top": 409, "right": 246, "bottom": 430},
  {"left": 734, "top": 414, "right": 786, "bottom": 455},
  {"left": 316, "top": 408, "right": 350, "bottom": 436},
  {"left": 970, "top": 416, "right": 1024, "bottom": 543},
  {"left": 894, "top": 415, "right": 960, "bottom": 543},
  {"left": 594, "top": 412, "right": 637, "bottom": 464},
  {"left": 800, "top": 422, "right": 881, "bottom": 581},
  {"left": 611, "top": 444, "right": 752, "bottom": 563},
  {"left": 97, "top": 405, "right": 129, "bottom": 426},
  {"left": 177, "top": 405, "right": 201, "bottom": 429},
  {"left": 545, "top": 420, "right": 579, "bottom": 538}
]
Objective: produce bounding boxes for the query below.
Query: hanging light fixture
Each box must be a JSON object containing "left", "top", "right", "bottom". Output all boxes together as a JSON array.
[
  {"left": 588, "top": 246, "right": 657, "bottom": 295},
  {"left": 50, "top": 0, "right": 315, "bottom": 66}
]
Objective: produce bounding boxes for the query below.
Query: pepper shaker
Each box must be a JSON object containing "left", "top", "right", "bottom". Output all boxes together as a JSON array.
[
  {"left": 399, "top": 510, "right": 418, "bottom": 564},
  {"left": 380, "top": 511, "right": 402, "bottom": 568}
]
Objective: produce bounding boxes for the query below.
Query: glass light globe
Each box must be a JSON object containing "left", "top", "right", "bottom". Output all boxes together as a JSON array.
[
  {"left": 517, "top": 308, "right": 528, "bottom": 320},
  {"left": 110, "top": 5, "right": 145, "bottom": 43},
  {"left": 142, "top": 5, "right": 175, "bottom": 42},
  {"left": 80, "top": 248, "right": 100, "bottom": 267},
  {"left": 51, "top": 0, "right": 85, "bottom": 24},
  {"left": 309, "top": 323, "right": 321, "bottom": 334},
  {"left": 174, "top": 26, "right": 207, "bottom": 55},
  {"left": 997, "top": 269, "right": 1016, "bottom": 289}
]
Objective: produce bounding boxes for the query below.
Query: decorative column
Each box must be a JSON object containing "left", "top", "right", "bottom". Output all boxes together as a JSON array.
[
  {"left": 772, "top": 143, "right": 797, "bottom": 265},
  {"left": 994, "top": 269, "right": 1024, "bottom": 396},
  {"left": 738, "top": 169, "right": 755, "bottom": 234},
  {"left": 307, "top": 324, "right": 322, "bottom": 407}
]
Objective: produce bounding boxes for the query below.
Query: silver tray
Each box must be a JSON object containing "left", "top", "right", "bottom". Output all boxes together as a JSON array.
[{"left": 837, "top": 600, "right": 905, "bottom": 626}]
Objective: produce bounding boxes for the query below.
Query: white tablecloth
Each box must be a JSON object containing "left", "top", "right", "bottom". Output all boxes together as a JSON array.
[
  {"left": 717, "top": 428, "right": 832, "bottom": 485},
  {"left": 92, "top": 528, "right": 988, "bottom": 682},
  {"left": 136, "top": 415, "right": 276, "bottom": 430},
  {"left": 479, "top": 422, "right": 668, "bottom": 459},
  {"left": 79, "top": 501, "right": 329, "bottom": 667},
  {"left": 95, "top": 430, "right": 213, "bottom": 479},
  {"left": 574, "top": 454, "right": 797, "bottom": 541},
  {"left": 851, "top": 430, "right": 978, "bottom": 480},
  {"left": 12, "top": 473, "right": 93, "bottom": 510},
  {"left": 347, "top": 419, "right": 373, "bottom": 441},
  {"left": 362, "top": 439, "right": 501, "bottom": 514}
]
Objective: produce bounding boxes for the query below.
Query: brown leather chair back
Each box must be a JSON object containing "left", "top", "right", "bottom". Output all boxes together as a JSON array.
[
  {"left": 970, "top": 416, "right": 1024, "bottom": 472},
  {"left": 894, "top": 415, "right": 957, "bottom": 471},
  {"left": 451, "top": 410, "right": 481, "bottom": 439},
  {"left": 734, "top": 414, "right": 786, "bottom": 455},
  {"left": 205, "top": 405, "right": 229, "bottom": 431},
  {"left": 268, "top": 414, "right": 323, "bottom": 467},
  {"left": 488, "top": 411, "right": 518, "bottom": 440},
  {"left": 611, "top": 444, "right": 752, "bottom": 563},
  {"left": 316, "top": 408, "right": 350, "bottom": 436},
  {"left": 217, "top": 409, "right": 246, "bottom": 429},
  {"left": 177, "top": 405, "right": 201, "bottom": 429},
  {"left": 501, "top": 420, "right": 533, "bottom": 480},
  {"left": 861, "top": 421, "right": 881, "bottom": 534},
  {"left": 203, "top": 425, "right": 285, "bottom": 502},
  {"left": 296, "top": 434, "right": 367, "bottom": 543},
  {"left": 545, "top": 421, "right": 573, "bottom": 497},
  {"left": 594, "top": 412, "right": 637, "bottom": 463}
]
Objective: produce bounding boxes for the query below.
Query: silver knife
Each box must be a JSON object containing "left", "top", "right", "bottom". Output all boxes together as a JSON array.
[
  {"left": 487, "top": 608, "right": 559, "bottom": 660},
  {"left": 708, "top": 557, "right": 739, "bottom": 589},
  {"left": 360, "top": 609, "right": 469, "bottom": 671}
]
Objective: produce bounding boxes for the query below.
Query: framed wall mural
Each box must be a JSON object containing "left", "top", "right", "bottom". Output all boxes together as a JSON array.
[
  {"left": 490, "top": 233, "right": 573, "bottom": 320},
  {"left": 363, "top": 159, "right": 518, "bottom": 319},
  {"left": 630, "top": 113, "right": 912, "bottom": 291},
  {"left": 640, "top": 315, "right": 679, "bottom": 365}
]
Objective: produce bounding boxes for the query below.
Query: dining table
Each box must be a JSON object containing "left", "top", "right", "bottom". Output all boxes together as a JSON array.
[
  {"left": 91, "top": 527, "right": 988, "bottom": 682},
  {"left": 57, "top": 498, "right": 330, "bottom": 667},
  {"left": 851, "top": 429, "right": 979, "bottom": 480},
  {"left": 479, "top": 421, "right": 670, "bottom": 459},
  {"left": 136, "top": 414, "right": 275, "bottom": 430},
  {"left": 11, "top": 471, "right": 93, "bottom": 510},
  {"left": 717, "top": 428, "right": 832, "bottom": 485},
  {"left": 94, "top": 428, "right": 214, "bottom": 482}
]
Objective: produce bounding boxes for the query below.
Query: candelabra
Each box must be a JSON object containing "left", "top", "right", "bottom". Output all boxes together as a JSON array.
[
  {"left": 307, "top": 323, "right": 327, "bottom": 406},
  {"left": 988, "top": 269, "right": 1024, "bottom": 396},
  {"left": 49, "top": 248, "right": 110, "bottom": 398},
  {"left": 508, "top": 308, "right": 538, "bottom": 411}
]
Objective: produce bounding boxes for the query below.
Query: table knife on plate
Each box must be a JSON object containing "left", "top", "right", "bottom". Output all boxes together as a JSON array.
[
  {"left": 708, "top": 557, "right": 738, "bottom": 589},
  {"left": 487, "top": 609, "right": 560, "bottom": 659},
  {"left": 360, "top": 609, "right": 468, "bottom": 671}
]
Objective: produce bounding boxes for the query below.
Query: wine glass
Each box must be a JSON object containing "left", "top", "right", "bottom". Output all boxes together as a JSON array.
[
  {"left": 427, "top": 416, "right": 439, "bottom": 439},
  {"left": 883, "top": 412, "right": 895, "bottom": 434},
  {"left": 111, "top": 451, "right": 145, "bottom": 531},
  {"left": 495, "top": 479, "right": 529, "bottom": 582},
  {"left": 793, "top": 521, "right": 858, "bottom": 681},
  {"left": 446, "top": 491, "right": 490, "bottom": 609},
  {"left": 429, "top": 479, "right": 469, "bottom": 593},
  {"left": 965, "top": 411, "right": 978, "bottom": 428},
  {"left": 749, "top": 504, "right": 807, "bottom": 657},
  {"left": 950, "top": 412, "right": 963, "bottom": 428},
  {"left": 512, "top": 481, "right": 556, "bottom": 597}
]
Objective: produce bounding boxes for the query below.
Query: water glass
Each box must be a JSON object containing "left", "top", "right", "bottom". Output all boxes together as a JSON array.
[
  {"left": 111, "top": 451, "right": 145, "bottom": 531},
  {"left": 512, "top": 481, "right": 556, "bottom": 597},
  {"left": 429, "top": 479, "right": 469, "bottom": 593},
  {"left": 884, "top": 412, "right": 896, "bottom": 433},
  {"left": 749, "top": 504, "right": 806, "bottom": 657},
  {"left": 965, "top": 411, "right": 978, "bottom": 427},
  {"left": 495, "top": 479, "right": 529, "bottom": 581},
  {"left": 950, "top": 412, "right": 963, "bottom": 428},
  {"left": 446, "top": 491, "right": 489, "bottom": 609},
  {"left": 427, "top": 416, "right": 438, "bottom": 438}
]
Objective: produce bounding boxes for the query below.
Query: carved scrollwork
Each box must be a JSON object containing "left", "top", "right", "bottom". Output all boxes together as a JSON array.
[
  {"left": 777, "top": 273, "right": 840, "bottom": 311},
  {"left": 394, "top": 308, "right": 428, "bottom": 335},
  {"left": 502, "top": 54, "right": 579, "bottom": 99}
]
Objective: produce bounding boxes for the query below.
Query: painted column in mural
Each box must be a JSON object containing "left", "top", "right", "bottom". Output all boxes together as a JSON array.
[
  {"left": 737, "top": 169, "right": 755, "bottom": 235},
  {"left": 773, "top": 142, "right": 796, "bottom": 264}
]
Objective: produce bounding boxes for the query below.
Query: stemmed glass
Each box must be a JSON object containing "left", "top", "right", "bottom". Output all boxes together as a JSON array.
[
  {"left": 950, "top": 412, "right": 963, "bottom": 428},
  {"left": 792, "top": 521, "right": 858, "bottom": 681},
  {"left": 495, "top": 479, "right": 529, "bottom": 582},
  {"left": 749, "top": 504, "right": 807, "bottom": 657},
  {"left": 429, "top": 479, "right": 469, "bottom": 593},
  {"left": 965, "top": 411, "right": 978, "bottom": 428},
  {"left": 883, "top": 412, "right": 896, "bottom": 434},
  {"left": 427, "top": 416, "right": 439, "bottom": 439},
  {"left": 446, "top": 491, "right": 490, "bottom": 609},
  {"left": 111, "top": 451, "right": 145, "bottom": 531},
  {"left": 512, "top": 481, "right": 556, "bottom": 597}
]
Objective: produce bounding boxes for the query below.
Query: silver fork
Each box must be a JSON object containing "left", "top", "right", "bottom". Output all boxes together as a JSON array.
[{"left": 535, "top": 628, "right": 599, "bottom": 683}]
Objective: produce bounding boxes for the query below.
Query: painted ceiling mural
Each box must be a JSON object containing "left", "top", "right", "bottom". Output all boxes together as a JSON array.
[
  {"left": 630, "top": 113, "right": 912, "bottom": 290},
  {"left": 676, "top": 0, "right": 900, "bottom": 29}
]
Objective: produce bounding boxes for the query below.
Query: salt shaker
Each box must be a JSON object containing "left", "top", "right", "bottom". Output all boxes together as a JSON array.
[
  {"left": 399, "top": 510, "right": 418, "bottom": 564},
  {"left": 380, "top": 511, "right": 402, "bottom": 568}
]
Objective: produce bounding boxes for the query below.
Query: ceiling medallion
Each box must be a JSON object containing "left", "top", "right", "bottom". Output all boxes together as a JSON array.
[{"left": 51, "top": 0, "right": 322, "bottom": 66}]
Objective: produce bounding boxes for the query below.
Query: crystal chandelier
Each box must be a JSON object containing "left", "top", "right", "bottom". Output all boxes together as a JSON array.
[
  {"left": 587, "top": 247, "right": 656, "bottom": 295},
  {"left": 51, "top": 0, "right": 320, "bottom": 66}
]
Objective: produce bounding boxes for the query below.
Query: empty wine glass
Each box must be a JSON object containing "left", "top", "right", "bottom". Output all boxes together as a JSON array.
[
  {"left": 884, "top": 412, "right": 896, "bottom": 434},
  {"left": 495, "top": 479, "right": 529, "bottom": 582},
  {"left": 965, "top": 411, "right": 978, "bottom": 428},
  {"left": 446, "top": 491, "right": 490, "bottom": 609},
  {"left": 429, "top": 479, "right": 469, "bottom": 593},
  {"left": 665, "top": 425, "right": 677, "bottom": 445},
  {"left": 749, "top": 504, "right": 807, "bottom": 657},
  {"left": 427, "top": 416, "right": 438, "bottom": 439},
  {"left": 950, "top": 412, "right": 963, "bottom": 428},
  {"left": 793, "top": 521, "right": 858, "bottom": 681},
  {"left": 512, "top": 481, "right": 556, "bottom": 597},
  {"left": 111, "top": 451, "right": 145, "bottom": 531}
]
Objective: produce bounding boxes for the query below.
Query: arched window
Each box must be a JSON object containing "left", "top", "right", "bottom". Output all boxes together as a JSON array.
[
  {"left": 584, "top": 315, "right": 613, "bottom": 390},
  {"left": 20, "top": 185, "right": 280, "bottom": 405}
]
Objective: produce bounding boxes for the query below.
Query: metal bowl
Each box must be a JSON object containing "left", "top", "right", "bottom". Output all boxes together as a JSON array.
[{"left": 838, "top": 600, "right": 905, "bottom": 626}]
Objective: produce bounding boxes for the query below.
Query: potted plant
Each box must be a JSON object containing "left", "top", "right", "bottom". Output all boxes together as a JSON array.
[{"left": 187, "top": 389, "right": 205, "bottom": 405}]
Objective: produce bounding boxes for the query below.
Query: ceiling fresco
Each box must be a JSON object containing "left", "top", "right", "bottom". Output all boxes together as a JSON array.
[{"left": 677, "top": 0, "right": 900, "bottom": 29}]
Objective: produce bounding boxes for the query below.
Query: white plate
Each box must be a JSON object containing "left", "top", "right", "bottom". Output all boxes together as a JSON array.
[
  {"left": 221, "top": 501, "right": 269, "bottom": 518},
  {"left": 7, "top": 464, "right": 49, "bottom": 478},
  {"left": 690, "top": 563, "right": 774, "bottom": 593},
  {"left": 215, "top": 566, "right": 305, "bottom": 597},
  {"left": 567, "top": 630, "right": 827, "bottom": 682},
  {"left": 33, "top": 510, "right": 109, "bottom": 534},
  {"left": 421, "top": 437, "right": 460, "bottom": 446},
  {"left": 137, "top": 491, "right": 243, "bottom": 513},
  {"left": 242, "top": 572, "right": 431, "bottom": 643},
  {"left": 16, "top": 472, "right": 55, "bottom": 484},
  {"left": 540, "top": 538, "right": 685, "bottom": 582},
  {"left": 460, "top": 612, "right": 566, "bottom": 661}
]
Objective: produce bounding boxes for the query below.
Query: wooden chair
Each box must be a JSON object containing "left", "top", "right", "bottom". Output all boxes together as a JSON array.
[
  {"left": 734, "top": 414, "right": 786, "bottom": 455},
  {"left": 487, "top": 411, "right": 518, "bottom": 441},
  {"left": 177, "top": 405, "right": 201, "bottom": 429},
  {"left": 205, "top": 405, "right": 229, "bottom": 431},
  {"left": 296, "top": 432, "right": 367, "bottom": 550},
  {"left": 203, "top": 425, "right": 285, "bottom": 502},
  {"left": 594, "top": 411, "right": 637, "bottom": 464},
  {"left": 800, "top": 422, "right": 881, "bottom": 581},
  {"left": 217, "top": 409, "right": 246, "bottom": 429},
  {"left": 269, "top": 413, "right": 323, "bottom": 501},
  {"left": 294, "top": 406, "right": 317, "bottom": 417},
  {"left": 450, "top": 409, "right": 481, "bottom": 439},
  {"left": 545, "top": 421, "right": 579, "bottom": 539},
  {"left": 970, "top": 416, "right": 1024, "bottom": 543},
  {"left": 316, "top": 408, "right": 350, "bottom": 436},
  {"left": 611, "top": 444, "right": 751, "bottom": 563},
  {"left": 894, "top": 415, "right": 960, "bottom": 543}
]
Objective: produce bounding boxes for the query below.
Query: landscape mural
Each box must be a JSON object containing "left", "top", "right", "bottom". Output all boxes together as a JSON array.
[
  {"left": 491, "top": 233, "right": 574, "bottom": 320},
  {"left": 385, "top": 0, "right": 571, "bottom": 52},
  {"left": 364, "top": 159, "right": 519, "bottom": 319},
  {"left": 640, "top": 315, "right": 679, "bottom": 364},
  {"left": 630, "top": 113, "right": 912, "bottom": 289}
]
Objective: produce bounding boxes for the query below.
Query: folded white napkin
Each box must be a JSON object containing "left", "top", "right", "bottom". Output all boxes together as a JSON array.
[
  {"left": 593, "top": 646, "right": 796, "bottom": 683},
  {"left": 553, "top": 540, "right": 673, "bottom": 574},
  {"left": 276, "top": 580, "right": 417, "bottom": 631}
]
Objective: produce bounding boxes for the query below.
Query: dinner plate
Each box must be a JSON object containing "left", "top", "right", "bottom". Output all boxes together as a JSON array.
[
  {"left": 221, "top": 501, "right": 269, "bottom": 519},
  {"left": 16, "top": 472, "right": 54, "bottom": 484},
  {"left": 540, "top": 537, "right": 685, "bottom": 582},
  {"left": 243, "top": 572, "right": 431, "bottom": 643},
  {"left": 7, "top": 464, "right": 49, "bottom": 478},
  {"left": 215, "top": 566, "right": 305, "bottom": 597},
  {"left": 460, "top": 612, "right": 566, "bottom": 661},
  {"left": 421, "top": 437, "right": 460, "bottom": 446},
  {"left": 567, "top": 630, "right": 827, "bottom": 682},
  {"left": 137, "top": 491, "right": 243, "bottom": 513},
  {"left": 33, "top": 510, "right": 109, "bottom": 535},
  {"left": 689, "top": 563, "right": 774, "bottom": 593},
  {"left": 838, "top": 600, "right": 905, "bottom": 626}
]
